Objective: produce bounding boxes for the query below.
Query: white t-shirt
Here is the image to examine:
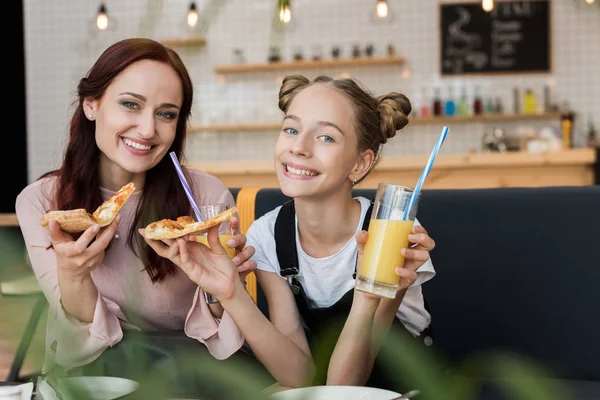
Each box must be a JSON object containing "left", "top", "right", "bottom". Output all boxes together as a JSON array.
[{"left": 246, "top": 196, "right": 436, "bottom": 336}]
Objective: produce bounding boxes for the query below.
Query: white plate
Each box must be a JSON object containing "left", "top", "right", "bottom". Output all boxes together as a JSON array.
[
  {"left": 269, "top": 385, "right": 402, "bottom": 400},
  {"left": 0, "top": 382, "right": 34, "bottom": 400},
  {"left": 38, "top": 376, "right": 139, "bottom": 400}
]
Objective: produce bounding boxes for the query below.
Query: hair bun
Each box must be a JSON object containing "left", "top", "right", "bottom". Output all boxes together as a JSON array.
[
  {"left": 377, "top": 93, "right": 411, "bottom": 143},
  {"left": 278, "top": 75, "right": 311, "bottom": 112}
]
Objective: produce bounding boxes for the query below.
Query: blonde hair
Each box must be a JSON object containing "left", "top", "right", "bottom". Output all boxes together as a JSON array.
[{"left": 278, "top": 75, "right": 411, "bottom": 182}]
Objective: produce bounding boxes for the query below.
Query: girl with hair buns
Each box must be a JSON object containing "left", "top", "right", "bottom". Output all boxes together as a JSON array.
[{"left": 152, "top": 74, "right": 436, "bottom": 391}]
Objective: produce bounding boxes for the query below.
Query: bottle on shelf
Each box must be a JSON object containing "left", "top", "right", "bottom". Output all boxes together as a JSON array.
[
  {"left": 444, "top": 87, "right": 456, "bottom": 117},
  {"left": 494, "top": 97, "right": 504, "bottom": 114},
  {"left": 587, "top": 118, "right": 597, "bottom": 147},
  {"left": 523, "top": 89, "right": 537, "bottom": 114},
  {"left": 485, "top": 98, "right": 495, "bottom": 114},
  {"left": 560, "top": 110, "right": 575, "bottom": 149},
  {"left": 420, "top": 87, "right": 430, "bottom": 118},
  {"left": 473, "top": 85, "right": 483, "bottom": 115},
  {"left": 458, "top": 86, "right": 469, "bottom": 116},
  {"left": 513, "top": 88, "right": 520, "bottom": 114},
  {"left": 543, "top": 85, "right": 551, "bottom": 113},
  {"left": 432, "top": 87, "right": 443, "bottom": 117}
]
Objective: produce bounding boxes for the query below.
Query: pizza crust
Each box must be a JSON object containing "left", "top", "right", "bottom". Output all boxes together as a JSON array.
[
  {"left": 143, "top": 206, "right": 238, "bottom": 240},
  {"left": 40, "top": 209, "right": 96, "bottom": 233},
  {"left": 40, "top": 182, "right": 136, "bottom": 233}
]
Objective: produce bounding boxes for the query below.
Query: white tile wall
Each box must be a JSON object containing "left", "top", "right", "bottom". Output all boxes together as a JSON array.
[{"left": 23, "top": 0, "right": 600, "bottom": 182}]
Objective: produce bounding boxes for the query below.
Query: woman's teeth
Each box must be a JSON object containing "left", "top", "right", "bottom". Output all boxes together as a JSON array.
[
  {"left": 286, "top": 165, "right": 317, "bottom": 176},
  {"left": 123, "top": 138, "right": 152, "bottom": 151}
]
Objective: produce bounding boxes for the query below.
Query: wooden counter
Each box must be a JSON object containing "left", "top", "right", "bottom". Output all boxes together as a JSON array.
[
  {"left": 188, "top": 148, "right": 597, "bottom": 190},
  {"left": 0, "top": 149, "right": 594, "bottom": 228}
]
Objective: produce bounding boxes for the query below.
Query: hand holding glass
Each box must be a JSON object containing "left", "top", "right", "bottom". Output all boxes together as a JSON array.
[
  {"left": 195, "top": 204, "right": 236, "bottom": 259},
  {"left": 356, "top": 183, "right": 420, "bottom": 299}
]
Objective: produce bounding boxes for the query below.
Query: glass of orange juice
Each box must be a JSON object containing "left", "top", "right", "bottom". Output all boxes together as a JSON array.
[
  {"left": 195, "top": 204, "right": 237, "bottom": 259},
  {"left": 355, "top": 183, "right": 420, "bottom": 299}
]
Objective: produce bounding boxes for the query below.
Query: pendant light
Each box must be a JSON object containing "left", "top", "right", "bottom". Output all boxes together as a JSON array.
[
  {"left": 96, "top": 3, "right": 108, "bottom": 30},
  {"left": 187, "top": 2, "right": 199, "bottom": 27},
  {"left": 482, "top": 0, "right": 494, "bottom": 12},
  {"left": 370, "top": 0, "right": 393, "bottom": 24},
  {"left": 278, "top": 0, "right": 291, "bottom": 24}
]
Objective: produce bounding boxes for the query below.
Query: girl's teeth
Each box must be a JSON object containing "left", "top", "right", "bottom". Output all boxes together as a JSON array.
[
  {"left": 286, "top": 165, "right": 316, "bottom": 176},
  {"left": 123, "top": 138, "right": 151, "bottom": 151}
]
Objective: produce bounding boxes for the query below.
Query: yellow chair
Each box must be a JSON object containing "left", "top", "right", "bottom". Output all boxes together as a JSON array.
[{"left": 236, "top": 188, "right": 262, "bottom": 303}]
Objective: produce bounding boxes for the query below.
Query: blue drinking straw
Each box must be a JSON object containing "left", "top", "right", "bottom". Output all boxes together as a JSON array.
[
  {"left": 402, "top": 126, "right": 449, "bottom": 220},
  {"left": 169, "top": 151, "right": 204, "bottom": 222}
]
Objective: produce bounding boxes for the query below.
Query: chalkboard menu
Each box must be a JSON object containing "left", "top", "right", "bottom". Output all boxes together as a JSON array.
[{"left": 440, "top": 0, "right": 550, "bottom": 75}]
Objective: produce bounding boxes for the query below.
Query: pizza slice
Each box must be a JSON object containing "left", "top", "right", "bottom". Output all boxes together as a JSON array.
[
  {"left": 142, "top": 206, "right": 237, "bottom": 240},
  {"left": 92, "top": 182, "right": 136, "bottom": 226},
  {"left": 40, "top": 182, "right": 136, "bottom": 233}
]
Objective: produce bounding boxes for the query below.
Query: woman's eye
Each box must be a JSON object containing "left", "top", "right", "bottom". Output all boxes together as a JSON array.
[
  {"left": 120, "top": 101, "right": 139, "bottom": 110},
  {"left": 318, "top": 135, "right": 335, "bottom": 143},
  {"left": 158, "top": 111, "right": 177, "bottom": 120},
  {"left": 284, "top": 127, "right": 299, "bottom": 135}
]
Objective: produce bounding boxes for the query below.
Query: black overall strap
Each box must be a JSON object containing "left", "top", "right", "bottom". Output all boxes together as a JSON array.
[
  {"left": 361, "top": 203, "right": 374, "bottom": 231},
  {"left": 274, "top": 199, "right": 317, "bottom": 332},
  {"left": 274, "top": 200, "right": 300, "bottom": 286}
]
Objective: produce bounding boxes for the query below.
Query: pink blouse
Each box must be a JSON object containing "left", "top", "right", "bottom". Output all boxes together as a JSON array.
[{"left": 15, "top": 169, "right": 244, "bottom": 372}]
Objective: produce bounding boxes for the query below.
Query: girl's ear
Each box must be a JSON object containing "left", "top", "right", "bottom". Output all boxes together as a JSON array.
[{"left": 350, "top": 149, "right": 375, "bottom": 183}]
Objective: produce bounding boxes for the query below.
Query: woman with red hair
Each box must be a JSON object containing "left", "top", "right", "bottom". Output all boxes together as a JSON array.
[{"left": 15, "top": 38, "right": 261, "bottom": 396}]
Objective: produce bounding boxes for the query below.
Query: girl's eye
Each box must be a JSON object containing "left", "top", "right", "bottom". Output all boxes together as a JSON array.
[
  {"left": 284, "top": 127, "right": 299, "bottom": 135},
  {"left": 318, "top": 135, "right": 335, "bottom": 143}
]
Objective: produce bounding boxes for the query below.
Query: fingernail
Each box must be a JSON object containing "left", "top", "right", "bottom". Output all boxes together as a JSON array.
[
  {"left": 92, "top": 225, "right": 100, "bottom": 233},
  {"left": 232, "top": 257, "right": 240, "bottom": 264},
  {"left": 227, "top": 240, "right": 236, "bottom": 247},
  {"left": 408, "top": 234, "right": 417, "bottom": 241},
  {"left": 396, "top": 267, "right": 403, "bottom": 274}
]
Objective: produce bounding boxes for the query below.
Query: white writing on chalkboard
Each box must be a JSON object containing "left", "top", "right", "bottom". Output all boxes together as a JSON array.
[
  {"left": 491, "top": 20, "right": 524, "bottom": 68},
  {"left": 441, "top": 0, "right": 550, "bottom": 75},
  {"left": 491, "top": 2, "right": 536, "bottom": 18}
]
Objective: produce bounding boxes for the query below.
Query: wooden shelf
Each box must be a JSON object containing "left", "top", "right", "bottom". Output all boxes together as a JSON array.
[
  {"left": 213, "top": 56, "right": 405, "bottom": 74},
  {"left": 189, "top": 112, "right": 565, "bottom": 133},
  {"left": 0, "top": 214, "right": 18, "bottom": 227},
  {"left": 161, "top": 37, "right": 206, "bottom": 47}
]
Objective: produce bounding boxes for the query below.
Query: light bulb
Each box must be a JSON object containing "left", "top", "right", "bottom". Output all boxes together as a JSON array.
[
  {"left": 482, "top": 0, "right": 494, "bottom": 12},
  {"left": 96, "top": 4, "right": 108, "bottom": 30},
  {"left": 376, "top": 0, "right": 388, "bottom": 18},
  {"left": 187, "top": 2, "right": 199, "bottom": 27},
  {"left": 585, "top": 0, "right": 594, "bottom": 4},
  {"left": 279, "top": 5, "right": 291, "bottom": 24}
]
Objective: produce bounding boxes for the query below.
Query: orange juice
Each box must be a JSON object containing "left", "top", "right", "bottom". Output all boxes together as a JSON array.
[
  {"left": 195, "top": 234, "right": 236, "bottom": 259},
  {"left": 359, "top": 219, "right": 414, "bottom": 286}
]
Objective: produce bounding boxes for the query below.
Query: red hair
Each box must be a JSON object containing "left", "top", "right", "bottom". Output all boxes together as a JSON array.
[{"left": 42, "top": 38, "right": 195, "bottom": 282}]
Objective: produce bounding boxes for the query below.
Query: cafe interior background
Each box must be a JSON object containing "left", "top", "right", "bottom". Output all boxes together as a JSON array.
[{"left": 1, "top": 0, "right": 599, "bottom": 387}]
